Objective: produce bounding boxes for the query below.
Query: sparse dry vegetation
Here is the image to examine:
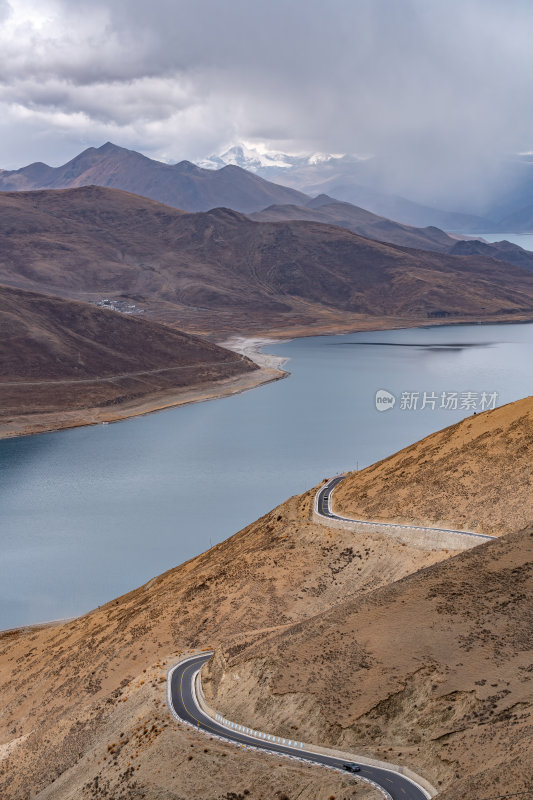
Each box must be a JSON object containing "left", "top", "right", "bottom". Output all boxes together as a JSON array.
[
  {"left": 1, "top": 398, "right": 531, "bottom": 800},
  {"left": 0, "top": 485, "right": 448, "bottom": 799},
  {"left": 334, "top": 396, "right": 533, "bottom": 535}
]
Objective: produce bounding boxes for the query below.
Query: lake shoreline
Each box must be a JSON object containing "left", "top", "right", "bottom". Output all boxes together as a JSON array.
[
  {"left": 2, "top": 312, "right": 533, "bottom": 441},
  {"left": 3, "top": 319, "right": 533, "bottom": 632},
  {"left": 0, "top": 360, "right": 289, "bottom": 442}
]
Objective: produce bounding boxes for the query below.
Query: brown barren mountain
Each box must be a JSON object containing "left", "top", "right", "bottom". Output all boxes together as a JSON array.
[
  {"left": 2, "top": 186, "right": 533, "bottom": 337},
  {"left": 0, "top": 284, "right": 262, "bottom": 438},
  {"left": 250, "top": 196, "right": 459, "bottom": 252},
  {"left": 0, "top": 142, "right": 498, "bottom": 231},
  {"left": 251, "top": 196, "right": 533, "bottom": 272},
  {"left": 7, "top": 142, "right": 528, "bottom": 266},
  {"left": 449, "top": 236, "right": 533, "bottom": 271},
  {"left": 1, "top": 398, "right": 531, "bottom": 799},
  {"left": 0, "top": 141, "right": 308, "bottom": 213}
]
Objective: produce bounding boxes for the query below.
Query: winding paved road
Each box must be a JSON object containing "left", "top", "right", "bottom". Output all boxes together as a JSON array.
[
  {"left": 167, "top": 476, "right": 494, "bottom": 798},
  {"left": 166, "top": 480, "right": 494, "bottom": 796},
  {"left": 168, "top": 652, "right": 431, "bottom": 800},
  {"left": 316, "top": 475, "right": 495, "bottom": 541}
]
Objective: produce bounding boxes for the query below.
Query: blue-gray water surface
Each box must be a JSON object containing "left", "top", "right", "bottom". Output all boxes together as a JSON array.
[{"left": 1, "top": 321, "right": 533, "bottom": 630}]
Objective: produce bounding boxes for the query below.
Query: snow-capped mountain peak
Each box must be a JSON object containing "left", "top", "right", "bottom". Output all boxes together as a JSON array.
[{"left": 196, "top": 143, "right": 349, "bottom": 175}]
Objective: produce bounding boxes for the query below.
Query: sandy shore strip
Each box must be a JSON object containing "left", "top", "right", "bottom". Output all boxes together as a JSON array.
[{"left": 219, "top": 335, "right": 292, "bottom": 371}]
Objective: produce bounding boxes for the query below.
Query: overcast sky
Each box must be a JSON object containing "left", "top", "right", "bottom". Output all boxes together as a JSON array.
[{"left": 0, "top": 0, "right": 532, "bottom": 202}]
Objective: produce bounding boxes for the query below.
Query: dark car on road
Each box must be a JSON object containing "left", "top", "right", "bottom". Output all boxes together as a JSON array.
[{"left": 342, "top": 763, "right": 361, "bottom": 773}]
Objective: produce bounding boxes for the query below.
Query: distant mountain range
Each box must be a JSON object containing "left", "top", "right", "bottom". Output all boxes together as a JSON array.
[
  {"left": 1, "top": 137, "right": 533, "bottom": 295},
  {"left": 298, "top": 180, "right": 496, "bottom": 232},
  {"left": 3, "top": 141, "right": 533, "bottom": 233},
  {"left": 1, "top": 185, "right": 533, "bottom": 338},
  {"left": 248, "top": 152, "right": 497, "bottom": 232},
  {"left": 0, "top": 142, "right": 307, "bottom": 213},
  {"left": 3, "top": 141, "right": 533, "bottom": 263},
  {"left": 0, "top": 141, "right": 494, "bottom": 232},
  {"left": 200, "top": 143, "right": 533, "bottom": 232}
]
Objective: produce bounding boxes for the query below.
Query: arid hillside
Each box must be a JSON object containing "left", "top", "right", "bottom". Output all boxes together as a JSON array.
[
  {"left": 0, "top": 283, "right": 258, "bottom": 437},
  {"left": 0, "top": 141, "right": 308, "bottom": 213},
  {"left": 251, "top": 196, "right": 533, "bottom": 272},
  {"left": 250, "top": 195, "right": 457, "bottom": 251},
  {"left": 2, "top": 186, "right": 533, "bottom": 336},
  {"left": 0, "top": 486, "right": 453, "bottom": 800},
  {"left": 333, "top": 396, "right": 533, "bottom": 535},
  {"left": 2, "top": 398, "right": 532, "bottom": 799},
  {"left": 202, "top": 400, "right": 533, "bottom": 800},
  {"left": 207, "top": 526, "right": 532, "bottom": 800},
  {"left": 449, "top": 237, "right": 533, "bottom": 271}
]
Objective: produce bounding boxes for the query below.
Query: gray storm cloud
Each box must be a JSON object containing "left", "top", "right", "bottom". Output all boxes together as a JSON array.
[{"left": 0, "top": 0, "right": 532, "bottom": 208}]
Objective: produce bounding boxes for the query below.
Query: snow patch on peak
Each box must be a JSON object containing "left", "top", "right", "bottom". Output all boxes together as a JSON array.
[
  {"left": 198, "top": 143, "right": 297, "bottom": 172},
  {"left": 196, "top": 142, "right": 361, "bottom": 175}
]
